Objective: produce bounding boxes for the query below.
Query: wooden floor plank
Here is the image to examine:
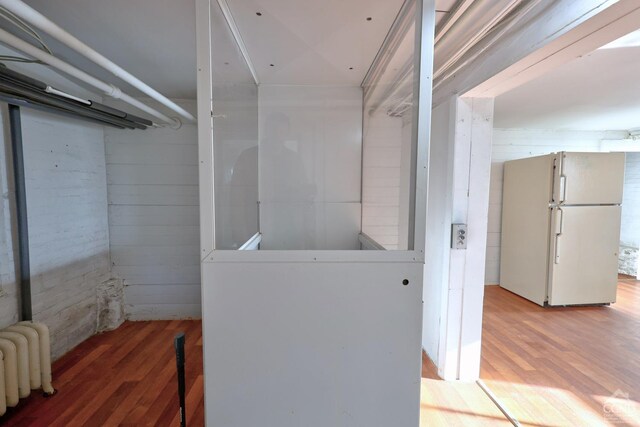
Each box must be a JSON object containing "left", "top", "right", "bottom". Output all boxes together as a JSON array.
[{"left": 479, "top": 278, "right": 640, "bottom": 427}]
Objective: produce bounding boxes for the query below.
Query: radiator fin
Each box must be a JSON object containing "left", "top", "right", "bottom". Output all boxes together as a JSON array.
[{"left": 0, "top": 322, "right": 54, "bottom": 416}]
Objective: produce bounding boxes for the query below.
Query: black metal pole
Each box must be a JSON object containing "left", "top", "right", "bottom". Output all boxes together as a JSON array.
[
  {"left": 8, "top": 104, "right": 32, "bottom": 321},
  {"left": 174, "top": 332, "right": 186, "bottom": 427}
]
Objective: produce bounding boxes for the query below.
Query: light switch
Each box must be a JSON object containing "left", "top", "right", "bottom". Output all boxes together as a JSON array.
[{"left": 451, "top": 224, "right": 467, "bottom": 249}]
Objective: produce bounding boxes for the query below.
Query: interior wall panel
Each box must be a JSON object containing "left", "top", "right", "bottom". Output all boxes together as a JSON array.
[
  {"left": 105, "top": 99, "right": 201, "bottom": 319},
  {"left": 621, "top": 153, "right": 640, "bottom": 248},
  {"left": 620, "top": 152, "right": 640, "bottom": 276}
]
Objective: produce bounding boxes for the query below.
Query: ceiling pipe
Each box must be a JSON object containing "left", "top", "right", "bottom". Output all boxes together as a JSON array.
[
  {"left": 0, "top": 0, "right": 195, "bottom": 123},
  {"left": 433, "top": 0, "right": 524, "bottom": 80},
  {"left": 0, "top": 27, "right": 179, "bottom": 126}
]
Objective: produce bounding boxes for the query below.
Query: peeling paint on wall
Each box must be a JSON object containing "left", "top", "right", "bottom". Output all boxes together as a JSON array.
[
  {"left": 618, "top": 245, "right": 638, "bottom": 277},
  {"left": 97, "top": 278, "right": 125, "bottom": 332}
]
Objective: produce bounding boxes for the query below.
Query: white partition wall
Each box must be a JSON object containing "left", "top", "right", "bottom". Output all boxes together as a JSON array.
[{"left": 196, "top": 0, "right": 435, "bottom": 425}]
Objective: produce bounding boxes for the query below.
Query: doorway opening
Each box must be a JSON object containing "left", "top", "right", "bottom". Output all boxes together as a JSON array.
[{"left": 480, "top": 27, "right": 640, "bottom": 426}]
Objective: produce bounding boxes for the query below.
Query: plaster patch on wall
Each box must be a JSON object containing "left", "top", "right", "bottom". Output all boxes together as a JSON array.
[{"left": 618, "top": 245, "right": 638, "bottom": 277}]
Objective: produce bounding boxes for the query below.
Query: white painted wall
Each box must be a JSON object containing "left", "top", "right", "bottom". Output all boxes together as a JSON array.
[
  {"left": 0, "top": 106, "right": 111, "bottom": 359},
  {"left": 485, "top": 129, "right": 628, "bottom": 284},
  {"left": 258, "top": 85, "right": 362, "bottom": 250},
  {"left": 620, "top": 153, "right": 640, "bottom": 277},
  {"left": 621, "top": 153, "right": 640, "bottom": 248},
  {"left": 105, "top": 99, "right": 200, "bottom": 320}
]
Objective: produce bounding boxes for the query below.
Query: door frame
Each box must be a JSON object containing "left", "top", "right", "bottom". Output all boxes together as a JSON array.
[{"left": 428, "top": 0, "right": 640, "bottom": 380}]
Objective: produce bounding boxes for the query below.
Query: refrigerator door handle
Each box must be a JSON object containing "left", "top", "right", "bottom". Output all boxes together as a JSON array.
[
  {"left": 559, "top": 175, "right": 567, "bottom": 203},
  {"left": 554, "top": 208, "right": 563, "bottom": 264},
  {"left": 554, "top": 208, "right": 563, "bottom": 235}
]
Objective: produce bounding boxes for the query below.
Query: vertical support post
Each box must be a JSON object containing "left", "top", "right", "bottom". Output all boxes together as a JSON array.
[
  {"left": 457, "top": 97, "right": 493, "bottom": 380},
  {"left": 411, "top": 0, "right": 436, "bottom": 253},
  {"left": 174, "top": 332, "right": 186, "bottom": 427},
  {"left": 195, "top": 0, "right": 216, "bottom": 258},
  {"left": 8, "top": 104, "right": 32, "bottom": 321},
  {"left": 436, "top": 96, "right": 493, "bottom": 380}
]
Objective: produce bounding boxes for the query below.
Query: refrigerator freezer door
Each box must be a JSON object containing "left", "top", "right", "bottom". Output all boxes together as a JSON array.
[
  {"left": 553, "top": 152, "right": 625, "bottom": 205},
  {"left": 500, "top": 155, "right": 554, "bottom": 306},
  {"left": 548, "top": 205, "right": 621, "bottom": 305}
]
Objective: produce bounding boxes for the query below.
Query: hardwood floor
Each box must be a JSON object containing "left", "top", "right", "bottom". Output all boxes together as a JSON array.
[
  {"left": 1, "top": 320, "right": 204, "bottom": 426},
  {"left": 2, "top": 278, "right": 637, "bottom": 426},
  {"left": 419, "top": 378, "right": 512, "bottom": 426},
  {"left": 3, "top": 322, "right": 508, "bottom": 426},
  {"left": 3, "top": 321, "right": 503, "bottom": 426},
  {"left": 480, "top": 278, "right": 640, "bottom": 426},
  {"left": 420, "top": 277, "right": 640, "bottom": 427}
]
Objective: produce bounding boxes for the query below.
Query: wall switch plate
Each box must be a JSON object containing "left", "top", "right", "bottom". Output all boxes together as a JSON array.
[{"left": 451, "top": 224, "right": 467, "bottom": 249}]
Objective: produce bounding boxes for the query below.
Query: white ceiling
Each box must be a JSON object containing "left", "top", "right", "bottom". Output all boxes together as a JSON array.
[
  {"left": 225, "top": 0, "right": 457, "bottom": 85},
  {"left": 494, "top": 31, "right": 640, "bottom": 131},
  {"left": 6, "top": 0, "right": 459, "bottom": 98}
]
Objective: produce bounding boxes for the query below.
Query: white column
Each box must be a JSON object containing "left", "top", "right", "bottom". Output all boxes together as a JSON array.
[
  {"left": 457, "top": 97, "right": 493, "bottom": 380},
  {"left": 424, "top": 95, "right": 493, "bottom": 380}
]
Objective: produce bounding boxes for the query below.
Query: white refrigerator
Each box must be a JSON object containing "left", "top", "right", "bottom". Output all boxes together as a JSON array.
[{"left": 500, "top": 152, "right": 625, "bottom": 306}]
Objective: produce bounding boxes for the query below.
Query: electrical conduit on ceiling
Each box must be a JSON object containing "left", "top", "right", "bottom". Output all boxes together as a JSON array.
[
  {"left": 0, "top": 0, "right": 195, "bottom": 126},
  {"left": 0, "top": 27, "right": 178, "bottom": 126}
]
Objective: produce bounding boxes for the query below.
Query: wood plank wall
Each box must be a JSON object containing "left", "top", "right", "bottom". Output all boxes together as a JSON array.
[{"left": 105, "top": 100, "right": 201, "bottom": 320}]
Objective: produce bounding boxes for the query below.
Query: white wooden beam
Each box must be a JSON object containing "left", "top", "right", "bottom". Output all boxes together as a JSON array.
[
  {"left": 433, "top": 0, "right": 624, "bottom": 106},
  {"left": 466, "top": 0, "right": 640, "bottom": 98}
]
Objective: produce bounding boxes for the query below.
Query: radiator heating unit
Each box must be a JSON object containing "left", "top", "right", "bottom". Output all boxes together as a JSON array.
[{"left": 0, "top": 321, "right": 55, "bottom": 416}]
